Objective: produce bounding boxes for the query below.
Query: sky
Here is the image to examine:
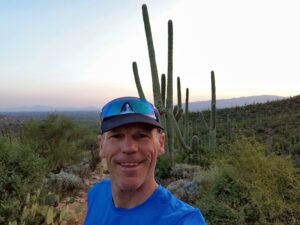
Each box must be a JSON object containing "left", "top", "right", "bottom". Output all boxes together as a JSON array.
[{"left": 0, "top": 0, "right": 299, "bottom": 111}]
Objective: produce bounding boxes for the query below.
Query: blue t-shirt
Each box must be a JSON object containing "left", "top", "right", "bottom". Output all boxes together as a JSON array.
[{"left": 84, "top": 179, "right": 206, "bottom": 225}]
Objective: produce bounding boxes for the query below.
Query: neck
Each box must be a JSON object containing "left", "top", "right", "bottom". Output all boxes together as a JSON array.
[{"left": 111, "top": 180, "right": 158, "bottom": 209}]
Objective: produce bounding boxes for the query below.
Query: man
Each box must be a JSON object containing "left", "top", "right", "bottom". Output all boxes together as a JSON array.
[{"left": 84, "top": 96, "right": 206, "bottom": 224}]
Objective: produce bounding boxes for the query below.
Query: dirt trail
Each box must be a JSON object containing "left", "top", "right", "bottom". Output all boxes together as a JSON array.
[{"left": 64, "top": 162, "right": 109, "bottom": 224}]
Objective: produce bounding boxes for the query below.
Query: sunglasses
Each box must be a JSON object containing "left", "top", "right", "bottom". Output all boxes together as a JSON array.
[{"left": 100, "top": 97, "right": 160, "bottom": 122}]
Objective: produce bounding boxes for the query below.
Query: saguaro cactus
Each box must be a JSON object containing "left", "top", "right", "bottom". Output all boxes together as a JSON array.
[
  {"left": 142, "top": 4, "right": 163, "bottom": 111},
  {"left": 209, "top": 70, "right": 217, "bottom": 149},
  {"left": 133, "top": 4, "right": 192, "bottom": 161},
  {"left": 166, "top": 20, "right": 174, "bottom": 156},
  {"left": 184, "top": 88, "right": 189, "bottom": 144}
]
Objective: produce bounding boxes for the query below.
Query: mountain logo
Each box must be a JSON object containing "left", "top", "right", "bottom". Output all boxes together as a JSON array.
[{"left": 120, "top": 102, "right": 134, "bottom": 114}]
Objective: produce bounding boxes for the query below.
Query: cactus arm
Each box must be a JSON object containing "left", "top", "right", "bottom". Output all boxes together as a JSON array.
[
  {"left": 173, "top": 105, "right": 179, "bottom": 116},
  {"left": 132, "top": 61, "right": 146, "bottom": 100},
  {"left": 177, "top": 76, "right": 182, "bottom": 109},
  {"left": 175, "top": 108, "right": 183, "bottom": 121},
  {"left": 166, "top": 109, "right": 190, "bottom": 150},
  {"left": 161, "top": 74, "right": 166, "bottom": 107},
  {"left": 142, "top": 4, "right": 163, "bottom": 111}
]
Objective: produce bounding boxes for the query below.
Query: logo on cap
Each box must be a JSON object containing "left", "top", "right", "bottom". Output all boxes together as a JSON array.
[{"left": 120, "top": 102, "right": 134, "bottom": 114}]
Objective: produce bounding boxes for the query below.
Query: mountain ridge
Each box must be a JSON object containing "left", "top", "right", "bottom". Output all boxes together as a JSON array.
[
  {"left": 188, "top": 95, "right": 287, "bottom": 111},
  {"left": 0, "top": 95, "right": 289, "bottom": 112}
]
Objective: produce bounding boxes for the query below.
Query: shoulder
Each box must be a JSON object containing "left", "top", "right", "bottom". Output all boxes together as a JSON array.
[
  {"left": 88, "top": 178, "right": 111, "bottom": 198},
  {"left": 84, "top": 179, "right": 112, "bottom": 224},
  {"left": 157, "top": 185, "right": 194, "bottom": 211},
  {"left": 157, "top": 186, "right": 206, "bottom": 225}
]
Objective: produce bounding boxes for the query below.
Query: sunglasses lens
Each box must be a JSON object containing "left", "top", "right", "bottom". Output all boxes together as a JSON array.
[{"left": 100, "top": 97, "right": 157, "bottom": 121}]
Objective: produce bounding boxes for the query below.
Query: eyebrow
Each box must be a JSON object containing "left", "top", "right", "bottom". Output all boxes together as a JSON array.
[{"left": 109, "top": 125, "right": 154, "bottom": 134}]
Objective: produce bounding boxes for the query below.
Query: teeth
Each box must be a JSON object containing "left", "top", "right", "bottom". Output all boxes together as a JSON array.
[{"left": 120, "top": 162, "right": 139, "bottom": 167}]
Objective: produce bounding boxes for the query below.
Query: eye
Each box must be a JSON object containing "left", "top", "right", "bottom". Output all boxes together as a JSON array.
[
  {"left": 136, "top": 132, "right": 150, "bottom": 139},
  {"left": 108, "top": 133, "right": 123, "bottom": 140}
]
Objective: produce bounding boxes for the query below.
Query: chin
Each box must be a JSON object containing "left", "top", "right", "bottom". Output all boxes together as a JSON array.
[{"left": 118, "top": 177, "right": 144, "bottom": 191}]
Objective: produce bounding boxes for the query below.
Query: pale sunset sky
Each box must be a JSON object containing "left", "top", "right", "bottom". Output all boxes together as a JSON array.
[{"left": 0, "top": 0, "right": 299, "bottom": 111}]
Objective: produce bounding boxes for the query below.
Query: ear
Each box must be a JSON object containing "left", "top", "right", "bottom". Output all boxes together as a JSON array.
[
  {"left": 98, "top": 134, "right": 106, "bottom": 158},
  {"left": 157, "top": 132, "right": 165, "bottom": 156}
]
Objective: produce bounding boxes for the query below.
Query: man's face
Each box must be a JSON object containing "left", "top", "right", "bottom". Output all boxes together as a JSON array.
[{"left": 98, "top": 123, "right": 165, "bottom": 192}]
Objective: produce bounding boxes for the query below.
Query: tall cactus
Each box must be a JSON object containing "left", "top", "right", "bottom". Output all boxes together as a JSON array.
[
  {"left": 142, "top": 4, "right": 163, "bottom": 111},
  {"left": 133, "top": 4, "right": 191, "bottom": 159},
  {"left": 209, "top": 70, "right": 217, "bottom": 149},
  {"left": 184, "top": 88, "right": 189, "bottom": 144},
  {"left": 166, "top": 20, "right": 174, "bottom": 156}
]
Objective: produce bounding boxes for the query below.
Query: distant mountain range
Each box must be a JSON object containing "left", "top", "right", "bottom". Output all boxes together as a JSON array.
[
  {"left": 0, "top": 95, "right": 288, "bottom": 112},
  {"left": 0, "top": 105, "right": 99, "bottom": 112},
  {"left": 188, "top": 95, "right": 287, "bottom": 111}
]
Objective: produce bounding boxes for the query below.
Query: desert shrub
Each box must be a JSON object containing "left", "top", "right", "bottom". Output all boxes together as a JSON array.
[
  {"left": 45, "top": 171, "right": 82, "bottom": 192},
  {"left": 165, "top": 164, "right": 202, "bottom": 203},
  {"left": 0, "top": 138, "right": 46, "bottom": 224},
  {"left": 195, "top": 138, "right": 300, "bottom": 225},
  {"left": 23, "top": 114, "right": 88, "bottom": 171},
  {"left": 170, "top": 163, "right": 201, "bottom": 179},
  {"left": 78, "top": 133, "right": 101, "bottom": 171},
  {"left": 63, "top": 162, "right": 91, "bottom": 179},
  {"left": 155, "top": 155, "right": 173, "bottom": 182},
  {"left": 167, "top": 178, "right": 201, "bottom": 203}
]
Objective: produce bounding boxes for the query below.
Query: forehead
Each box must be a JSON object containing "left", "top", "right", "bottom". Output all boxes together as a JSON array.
[{"left": 107, "top": 123, "right": 156, "bottom": 133}]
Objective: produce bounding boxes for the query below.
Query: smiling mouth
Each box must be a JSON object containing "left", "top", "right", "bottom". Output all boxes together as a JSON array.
[{"left": 119, "top": 162, "right": 141, "bottom": 167}]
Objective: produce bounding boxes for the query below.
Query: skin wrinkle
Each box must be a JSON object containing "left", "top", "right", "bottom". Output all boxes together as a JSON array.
[
  {"left": 98, "top": 122, "right": 165, "bottom": 209},
  {"left": 101, "top": 127, "right": 162, "bottom": 140}
]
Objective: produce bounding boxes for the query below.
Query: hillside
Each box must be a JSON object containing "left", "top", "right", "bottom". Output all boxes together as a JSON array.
[
  {"left": 188, "top": 95, "right": 286, "bottom": 111},
  {"left": 189, "top": 95, "right": 300, "bottom": 165},
  {"left": 1, "top": 95, "right": 300, "bottom": 224}
]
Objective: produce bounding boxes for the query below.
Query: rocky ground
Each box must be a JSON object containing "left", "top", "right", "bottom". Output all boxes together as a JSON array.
[{"left": 62, "top": 161, "right": 109, "bottom": 224}]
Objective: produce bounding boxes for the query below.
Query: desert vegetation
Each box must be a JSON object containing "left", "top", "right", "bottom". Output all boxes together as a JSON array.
[
  {"left": 0, "top": 114, "right": 99, "bottom": 224},
  {"left": 1, "top": 3, "right": 299, "bottom": 225},
  {"left": 1, "top": 95, "right": 300, "bottom": 224}
]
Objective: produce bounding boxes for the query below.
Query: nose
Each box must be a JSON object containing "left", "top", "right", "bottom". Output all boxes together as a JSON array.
[{"left": 121, "top": 136, "right": 138, "bottom": 154}]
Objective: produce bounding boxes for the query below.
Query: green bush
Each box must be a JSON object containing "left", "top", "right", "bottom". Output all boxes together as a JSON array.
[
  {"left": 170, "top": 163, "right": 201, "bottom": 179},
  {"left": 155, "top": 155, "right": 173, "bottom": 183},
  {"left": 77, "top": 133, "right": 100, "bottom": 171},
  {"left": 195, "top": 138, "right": 300, "bottom": 225},
  {"left": 0, "top": 138, "right": 46, "bottom": 224},
  {"left": 46, "top": 171, "right": 82, "bottom": 192},
  {"left": 23, "top": 114, "right": 88, "bottom": 171}
]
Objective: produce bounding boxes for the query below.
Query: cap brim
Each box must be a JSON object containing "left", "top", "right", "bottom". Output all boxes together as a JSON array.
[{"left": 101, "top": 113, "right": 163, "bottom": 133}]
